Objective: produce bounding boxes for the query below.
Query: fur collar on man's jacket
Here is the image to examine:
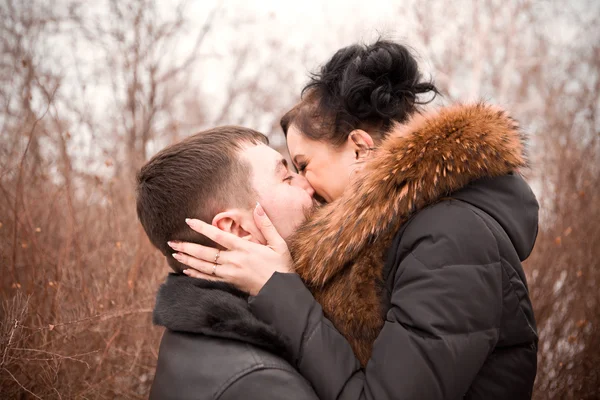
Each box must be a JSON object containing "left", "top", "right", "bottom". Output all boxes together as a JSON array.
[
  {"left": 153, "top": 274, "right": 291, "bottom": 360},
  {"left": 289, "top": 103, "right": 528, "bottom": 366}
]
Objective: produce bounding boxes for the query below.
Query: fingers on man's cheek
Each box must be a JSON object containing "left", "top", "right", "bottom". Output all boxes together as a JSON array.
[{"left": 213, "top": 232, "right": 225, "bottom": 246}]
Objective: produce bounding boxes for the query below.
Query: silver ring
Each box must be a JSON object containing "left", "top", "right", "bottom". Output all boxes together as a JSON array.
[
  {"left": 212, "top": 263, "right": 218, "bottom": 276},
  {"left": 214, "top": 250, "right": 221, "bottom": 265}
]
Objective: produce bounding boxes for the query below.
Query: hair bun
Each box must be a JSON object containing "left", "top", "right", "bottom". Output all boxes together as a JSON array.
[
  {"left": 338, "top": 40, "right": 438, "bottom": 123},
  {"left": 295, "top": 39, "right": 439, "bottom": 146}
]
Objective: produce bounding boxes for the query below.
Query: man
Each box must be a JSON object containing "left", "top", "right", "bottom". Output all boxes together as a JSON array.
[{"left": 136, "top": 126, "right": 317, "bottom": 400}]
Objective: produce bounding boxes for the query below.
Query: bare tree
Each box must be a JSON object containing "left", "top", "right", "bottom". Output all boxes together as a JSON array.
[{"left": 0, "top": 0, "right": 222, "bottom": 397}]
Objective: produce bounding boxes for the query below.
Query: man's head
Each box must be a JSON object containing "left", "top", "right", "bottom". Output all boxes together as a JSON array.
[{"left": 136, "top": 126, "right": 314, "bottom": 272}]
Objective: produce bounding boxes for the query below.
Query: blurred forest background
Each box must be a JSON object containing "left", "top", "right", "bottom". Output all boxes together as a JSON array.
[{"left": 1, "top": 0, "right": 599, "bottom": 398}]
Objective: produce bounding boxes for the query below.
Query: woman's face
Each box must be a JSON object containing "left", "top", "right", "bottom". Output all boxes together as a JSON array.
[{"left": 286, "top": 124, "right": 374, "bottom": 203}]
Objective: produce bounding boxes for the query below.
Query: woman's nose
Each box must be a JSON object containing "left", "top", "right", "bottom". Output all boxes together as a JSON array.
[{"left": 292, "top": 173, "right": 315, "bottom": 197}]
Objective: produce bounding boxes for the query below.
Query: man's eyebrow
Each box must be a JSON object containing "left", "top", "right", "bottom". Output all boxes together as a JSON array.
[{"left": 275, "top": 158, "right": 288, "bottom": 175}]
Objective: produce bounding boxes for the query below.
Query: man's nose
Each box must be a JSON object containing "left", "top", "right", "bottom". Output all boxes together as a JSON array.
[{"left": 292, "top": 173, "right": 315, "bottom": 197}]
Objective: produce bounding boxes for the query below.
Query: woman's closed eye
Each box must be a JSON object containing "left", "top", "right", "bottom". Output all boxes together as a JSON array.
[
  {"left": 296, "top": 161, "right": 307, "bottom": 174},
  {"left": 283, "top": 175, "right": 294, "bottom": 183}
]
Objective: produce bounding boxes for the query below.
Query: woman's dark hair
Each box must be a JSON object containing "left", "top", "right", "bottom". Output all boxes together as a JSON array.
[{"left": 281, "top": 39, "right": 440, "bottom": 146}]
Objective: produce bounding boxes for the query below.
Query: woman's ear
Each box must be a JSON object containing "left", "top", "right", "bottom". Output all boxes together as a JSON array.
[{"left": 348, "top": 130, "right": 375, "bottom": 161}]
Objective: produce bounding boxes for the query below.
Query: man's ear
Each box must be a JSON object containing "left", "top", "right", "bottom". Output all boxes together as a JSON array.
[
  {"left": 212, "top": 209, "right": 254, "bottom": 240},
  {"left": 348, "top": 129, "right": 375, "bottom": 161}
]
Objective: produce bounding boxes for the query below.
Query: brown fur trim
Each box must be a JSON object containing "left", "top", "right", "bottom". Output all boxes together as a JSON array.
[{"left": 289, "top": 103, "right": 527, "bottom": 366}]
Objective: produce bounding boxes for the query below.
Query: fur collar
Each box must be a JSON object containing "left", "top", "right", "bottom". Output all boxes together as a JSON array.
[
  {"left": 289, "top": 103, "right": 527, "bottom": 365},
  {"left": 153, "top": 274, "right": 290, "bottom": 359}
]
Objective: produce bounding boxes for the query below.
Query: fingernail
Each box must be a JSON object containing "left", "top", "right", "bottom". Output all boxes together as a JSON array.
[
  {"left": 255, "top": 202, "right": 265, "bottom": 216},
  {"left": 185, "top": 218, "right": 192, "bottom": 225},
  {"left": 167, "top": 241, "right": 178, "bottom": 249},
  {"left": 182, "top": 269, "right": 189, "bottom": 275},
  {"left": 172, "top": 253, "right": 181, "bottom": 259}
]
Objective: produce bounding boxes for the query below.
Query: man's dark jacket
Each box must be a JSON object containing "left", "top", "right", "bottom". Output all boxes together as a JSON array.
[
  {"left": 248, "top": 104, "right": 540, "bottom": 400},
  {"left": 149, "top": 275, "right": 318, "bottom": 400}
]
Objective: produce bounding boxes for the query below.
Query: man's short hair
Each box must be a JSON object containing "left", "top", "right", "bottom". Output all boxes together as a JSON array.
[{"left": 136, "top": 126, "right": 268, "bottom": 272}]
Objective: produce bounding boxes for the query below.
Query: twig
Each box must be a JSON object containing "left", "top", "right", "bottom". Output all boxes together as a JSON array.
[
  {"left": 156, "top": 2, "right": 221, "bottom": 84},
  {"left": 26, "top": 308, "right": 154, "bottom": 331},
  {"left": 11, "top": 348, "right": 97, "bottom": 368},
  {"left": 94, "top": 325, "right": 122, "bottom": 378},
  {"left": 10, "top": 86, "right": 57, "bottom": 283},
  {"left": 52, "top": 386, "right": 63, "bottom": 400},
  {"left": 75, "top": 371, "right": 121, "bottom": 398},
  {"left": 2, "top": 367, "right": 43, "bottom": 399},
  {"left": 0, "top": 319, "right": 18, "bottom": 369}
]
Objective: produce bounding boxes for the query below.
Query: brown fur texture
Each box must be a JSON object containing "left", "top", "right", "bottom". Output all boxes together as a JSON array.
[{"left": 289, "top": 103, "right": 528, "bottom": 366}]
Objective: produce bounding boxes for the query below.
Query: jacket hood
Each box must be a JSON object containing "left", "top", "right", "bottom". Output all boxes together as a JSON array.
[
  {"left": 153, "top": 274, "right": 290, "bottom": 358},
  {"left": 453, "top": 174, "right": 539, "bottom": 261}
]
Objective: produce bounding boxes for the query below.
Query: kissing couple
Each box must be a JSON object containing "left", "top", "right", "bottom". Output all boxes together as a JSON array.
[{"left": 137, "top": 40, "right": 539, "bottom": 400}]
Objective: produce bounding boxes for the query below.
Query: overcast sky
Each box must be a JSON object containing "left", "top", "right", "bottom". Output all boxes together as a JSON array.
[{"left": 4, "top": 0, "right": 597, "bottom": 187}]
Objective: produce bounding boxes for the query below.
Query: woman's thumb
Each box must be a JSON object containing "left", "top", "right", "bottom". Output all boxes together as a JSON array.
[{"left": 254, "top": 202, "right": 285, "bottom": 249}]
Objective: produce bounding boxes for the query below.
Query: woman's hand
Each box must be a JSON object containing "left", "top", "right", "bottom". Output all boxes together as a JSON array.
[{"left": 168, "top": 203, "right": 293, "bottom": 296}]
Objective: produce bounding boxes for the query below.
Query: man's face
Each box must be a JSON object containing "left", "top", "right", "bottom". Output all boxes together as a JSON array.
[{"left": 240, "top": 143, "right": 315, "bottom": 240}]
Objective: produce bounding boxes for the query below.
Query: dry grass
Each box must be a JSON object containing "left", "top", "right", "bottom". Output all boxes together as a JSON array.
[
  {"left": 2, "top": 123, "right": 599, "bottom": 399},
  {"left": 0, "top": 173, "right": 168, "bottom": 399},
  {"left": 526, "top": 135, "right": 600, "bottom": 399}
]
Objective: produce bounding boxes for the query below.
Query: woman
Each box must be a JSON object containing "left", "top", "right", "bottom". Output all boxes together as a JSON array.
[{"left": 171, "top": 40, "right": 539, "bottom": 399}]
